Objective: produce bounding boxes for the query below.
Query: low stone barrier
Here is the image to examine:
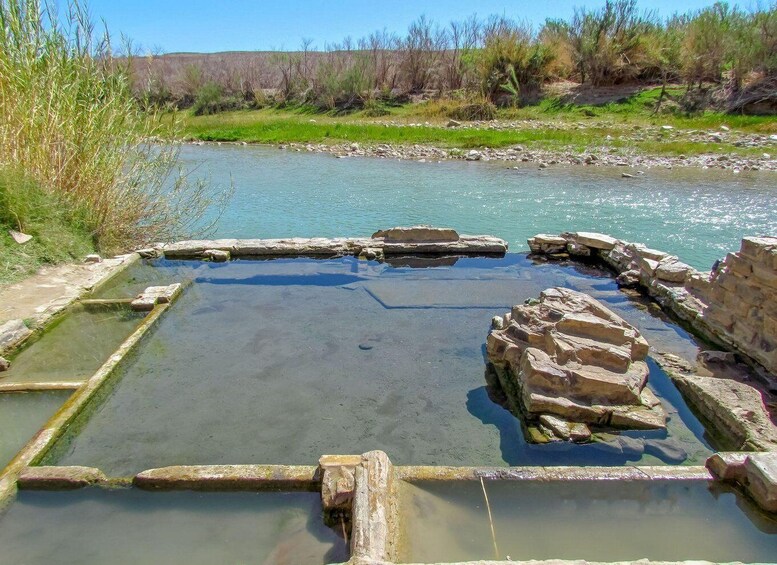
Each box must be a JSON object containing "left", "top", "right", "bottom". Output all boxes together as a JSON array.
[
  {"left": 527, "top": 232, "right": 777, "bottom": 382},
  {"left": 160, "top": 226, "right": 508, "bottom": 261}
]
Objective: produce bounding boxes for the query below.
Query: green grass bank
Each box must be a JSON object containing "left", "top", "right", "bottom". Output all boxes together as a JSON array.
[{"left": 180, "top": 88, "right": 776, "bottom": 158}]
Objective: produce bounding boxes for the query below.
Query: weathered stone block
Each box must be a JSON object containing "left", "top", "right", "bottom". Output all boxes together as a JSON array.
[
  {"left": 630, "top": 244, "right": 670, "bottom": 262},
  {"left": 528, "top": 234, "right": 567, "bottom": 254},
  {"left": 603, "top": 244, "right": 635, "bottom": 271},
  {"left": 726, "top": 253, "right": 753, "bottom": 277},
  {"left": 670, "top": 373, "right": 777, "bottom": 451},
  {"left": 752, "top": 263, "right": 777, "bottom": 291},
  {"left": 655, "top": 259, "right": 692, "bottom": 283},
  {"left": 0, "top": 319, "right": 31, "bottom": 352},
  {"left": 637, "top": 256, "right": 659, "bottom": 276},
  {"left": 740, "top": 236, "right": 777, "bottom": 261},
  {"left": 736, "top": 280, "right": 768, "bottom": 307},
  {"left": 567, "top": 241, "right": 592, "bottom": 257},
  {"left": 131, "top": 283, "right": 183, "bottom": 312},
  {"left": 203, "top": 249, "right": 230, "bottom": 262},
  {"left": 705, "top": 452, "right": 750, "bottom": 482},
  {"left": 371, "top": 226, "right": 458, "bottom": 243},
  {"left": 744, "top": 452, "right": 777, "bottom": 513},
  {"left": 539, "top": 414, "right": 591, "bottom": 442},
  {"left": 18, "top": 466, "right": 107, "bottom": 490},
  {"left": 573, "top": 232, "right": 618, "bottom": 250}
]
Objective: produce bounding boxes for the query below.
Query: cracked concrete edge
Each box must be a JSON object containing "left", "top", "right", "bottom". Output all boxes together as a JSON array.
[
  {"left": 0, "top": 300, "right": 173, "bottom": 510},
  {"left": 394, "top": 465, "right": 712, "bottom": 481},
  {"left": 132, "top": 464, "right": 321, "bottom": 491}
]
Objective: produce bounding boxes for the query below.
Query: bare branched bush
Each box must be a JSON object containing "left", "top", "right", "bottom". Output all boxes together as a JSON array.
[{"left": 123, "top": 2, "right": 776, "bottom": 115}]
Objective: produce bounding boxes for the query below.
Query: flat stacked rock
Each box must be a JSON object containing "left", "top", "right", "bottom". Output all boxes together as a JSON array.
[{"left": 486, "top": 287, "right": 666, "bottom": 443}]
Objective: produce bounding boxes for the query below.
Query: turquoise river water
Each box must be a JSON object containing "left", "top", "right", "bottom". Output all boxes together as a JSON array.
[{"left": 184, "top": 144, "right": 777, "bottom": 270}]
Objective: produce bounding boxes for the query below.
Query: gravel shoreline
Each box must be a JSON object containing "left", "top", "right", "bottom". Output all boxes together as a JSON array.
[{"left": 187, "top": 139, "right": 777, "bottom": 172}]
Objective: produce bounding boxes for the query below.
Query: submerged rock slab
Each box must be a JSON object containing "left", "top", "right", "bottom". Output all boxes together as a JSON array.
[
  {"left": 130, "top": 284, "right": 182, "bottom": 312},
  {"left": 670, "top": 373, "right": 777, "bottom": 451},
  {"left": 487, "top": 287, "right": 665, "bottom": 442}
]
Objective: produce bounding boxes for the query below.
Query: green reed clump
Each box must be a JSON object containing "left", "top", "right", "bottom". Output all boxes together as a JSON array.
[
  {"left": 0, "top": 167, "right": 93, "bottom": 283},
  {"left": 0, "top": 0, "right": 229, "bottom": 254}
]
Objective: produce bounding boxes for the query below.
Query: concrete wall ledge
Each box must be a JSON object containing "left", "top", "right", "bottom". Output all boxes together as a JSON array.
[
  {"left": 161, "top": 231, "right": 508, "bottom": 260},
  {"left": 133, "top": 464, "right": 320, "bottom": 491},
  {"left": 394, "top": 465, "right": 712, "bottom": 482}
]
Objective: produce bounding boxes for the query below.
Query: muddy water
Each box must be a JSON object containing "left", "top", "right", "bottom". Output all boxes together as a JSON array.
[
  {"left": 0, "top": 489, "right": 347, "bottom": 565},
  {"left": 48, "top": 255, "right": 714, "bottom": 473},
  {"left": 399, "top": 480, "right": 777, "bottom": 563}
]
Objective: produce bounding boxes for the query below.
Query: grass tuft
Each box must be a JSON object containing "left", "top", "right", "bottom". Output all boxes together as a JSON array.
[{"left": 0, "top": 168, "right": 94, "bottom": 284}]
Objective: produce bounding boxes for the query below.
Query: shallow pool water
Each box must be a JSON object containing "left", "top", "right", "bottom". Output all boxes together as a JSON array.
[
  {"left": 182, "top": 144, "right": 777, "bottom": 269},
  {"left": 0, "top": 305, "right": 146, "bottom": 384},
  {"left": 0, "top": 391, "right": 70, "bottom": 469},
  {"left": 0, "top": 489, "right": 347, "bottom": 565},
  {"left": 399, "top": 480, "right": 777, "bottom": 563},
  {"left": 47, "top": 255, "right": 714, "bottom": 474}
]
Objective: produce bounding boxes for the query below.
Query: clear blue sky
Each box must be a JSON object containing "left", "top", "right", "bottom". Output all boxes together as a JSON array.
[{"left": 84, "top": 0, "right": 732, "bottom": 54}]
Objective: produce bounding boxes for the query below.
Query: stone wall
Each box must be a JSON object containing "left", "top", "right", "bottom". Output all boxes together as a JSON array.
[
  {"left": 706, "top": 237, "right": 777, "bottom": 376},
  {"left": 527, "top": 233, "right": 777, "bottom": 380}
]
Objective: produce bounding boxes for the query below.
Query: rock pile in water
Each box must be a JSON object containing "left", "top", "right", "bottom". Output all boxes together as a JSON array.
[{"left": 487, "top": 287, "right": 666, "bottom": 443}]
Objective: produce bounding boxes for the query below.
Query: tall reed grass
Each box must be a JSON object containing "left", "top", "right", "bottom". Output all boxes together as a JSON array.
[{"left": 0, "top": 0, "right": 230, "bottom": 253}]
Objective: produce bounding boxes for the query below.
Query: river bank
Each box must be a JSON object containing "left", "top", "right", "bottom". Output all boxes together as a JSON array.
[{"left": 181, "top": 109, "right": 777, "bottom": 171}]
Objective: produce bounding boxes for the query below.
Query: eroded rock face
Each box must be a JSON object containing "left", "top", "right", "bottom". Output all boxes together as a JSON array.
[{"left": 487, "top": 287, "right": 665, "bottom": 442}]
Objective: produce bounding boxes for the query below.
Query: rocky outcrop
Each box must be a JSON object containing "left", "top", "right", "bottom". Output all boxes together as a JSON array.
[
  {"left": 162, "top": 228, "right": 508, "bottom": 260},
  {"left": 486, "top": 287, "right": 665, "bottom": 443},
  {"left": 527, "top": 232, "right": 777, "bottom": 382},
  {"left": 0, "top": 319, "right": 31, "bottom": 355}
]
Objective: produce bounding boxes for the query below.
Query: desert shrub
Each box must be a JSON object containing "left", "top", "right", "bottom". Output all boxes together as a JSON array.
[
  {"left": 0, "top": 0, "right": 230, "bottom": 252},
  {"left": 564, "top": 0, "right": 663, "bottom": 86},
  {"left": 192, "top": 82, "right": 251, "bottom": 115},
  {"left": 479, "top": 19, "right": 555, "bottom": 105},
  {"left": 417, "top": 96, "right": 496, "bottom": 120},
  {"left": 681, "top": 3, "right": 734, "bottom": 86},
  {"left": 309, "top": 51, "right": 374, "bottom": 111}
]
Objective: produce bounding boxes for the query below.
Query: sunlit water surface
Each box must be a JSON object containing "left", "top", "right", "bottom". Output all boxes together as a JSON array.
[{"left": 181, "top": 144, "right": 777, "bottom": 270}]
